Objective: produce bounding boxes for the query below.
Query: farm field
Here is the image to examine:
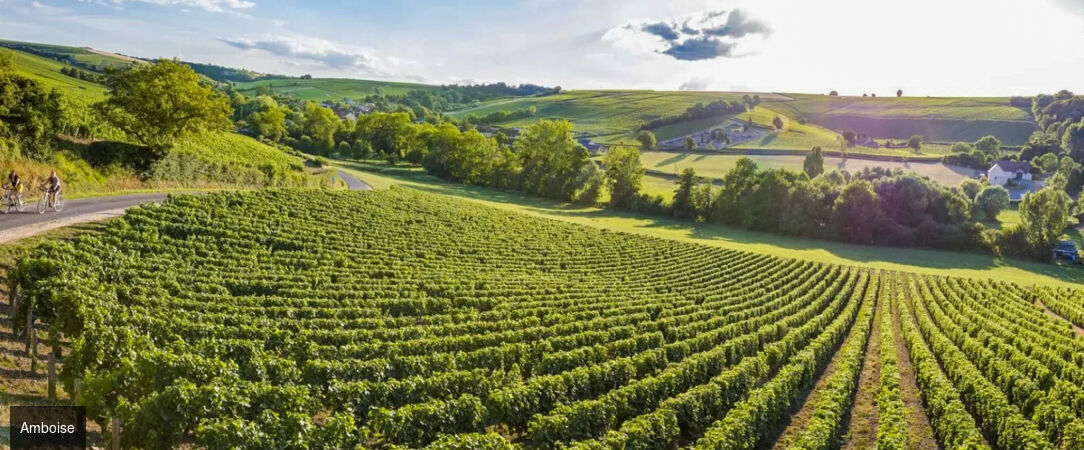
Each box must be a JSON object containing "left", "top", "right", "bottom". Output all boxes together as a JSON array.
[
  {"left": 636, "top": 150, "right": 979, "bottom": 186},
  {"left": 457, "top": 89, "right": 1035, "bottom": 148},
  {"left": 15, "top": 188, "right": 1084, "bottom": 448},
  {"left": 334, "top": 160, "right": 1084, "bottom": 287},
  {"left": 233, "top": 77, "right": 435, "bottom": 101},
  {"left": 4, "top": 46, "right": 107, "bottom": 104},
  {"left": 447, "top": 90, "right": 761, "bottom": 137}
]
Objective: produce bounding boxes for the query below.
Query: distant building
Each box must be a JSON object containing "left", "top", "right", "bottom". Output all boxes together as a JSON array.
[
  {"left": 1054, "top": 240, "right": 1079, "bottom": 262},
  {"left": 855, "top": 134, "right": 878, "bottom": 148},
  {"left": 987, "top": 161, "right": 1032, "bottom": 186},
  {"left": 577, "top": 138, "right": 606, "bottom": 155}
]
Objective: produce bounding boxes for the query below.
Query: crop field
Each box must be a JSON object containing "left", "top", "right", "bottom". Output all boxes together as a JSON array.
[
  {"left": 16, "top": 188, "right": 1084, "bottom": 448},
  {"left": 233, "top": 77, "right": 435, "bottom": 101},
  {"left": 0, "top": 39, "right": 139, "bottom": 69},
  {"left": 4, "top": 48, "right": 106, "bottom": 104},
  {"left": 448, "top": 90, "right": 759, "bottom": 137},
  {"left": 636, "top": 150, "right": 978, "bottom": 186}
]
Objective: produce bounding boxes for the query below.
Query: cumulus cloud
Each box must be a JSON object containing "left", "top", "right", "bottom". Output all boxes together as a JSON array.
[
  {"left": 218, "top": 34, "right": 396, "bottom": 76},
  {"left": 641, "top": 22, "right": 679, "bottom": 41},
  {"left": 80, "top": 0, "right": 254, "bottom": 14},
  {"left": 701, "top": 9, "right": 770, "bottom": 38},
  {"left": 604, "top": 9, "right": 769, "bottom": 61},
  {"left": 663, "top": 37, "right": 736, "bottom": 60},
  {"left": 678, "top": 77, "right": 711, "bottom": 91}
]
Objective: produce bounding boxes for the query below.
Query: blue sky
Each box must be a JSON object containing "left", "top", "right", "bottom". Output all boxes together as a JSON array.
[{"left": 2, "top": 0, "right": 1083, "bottom": 96}]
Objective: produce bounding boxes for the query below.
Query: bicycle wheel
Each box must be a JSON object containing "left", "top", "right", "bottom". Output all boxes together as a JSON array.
[
  {"left": 38, "top": 194, "right": 48, "bottom": 214},
  {"left": 15, "top": 197, "right": 24, "bottom": 212},
  {"left": 52, "top": 193, "right": 64, "bottom": 212}
]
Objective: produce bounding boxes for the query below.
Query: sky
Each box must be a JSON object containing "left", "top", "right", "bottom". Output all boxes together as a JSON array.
[{"left": 1, "top": 0, "right": 1083, "bottom": 96}]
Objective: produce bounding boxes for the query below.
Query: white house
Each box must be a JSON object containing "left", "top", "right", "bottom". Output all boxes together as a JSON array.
[{"left": 987, "top": 161, "right": 1032, "bottom": 186}]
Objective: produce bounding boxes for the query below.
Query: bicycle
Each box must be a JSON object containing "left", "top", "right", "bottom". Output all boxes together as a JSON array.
[
  {"left": 2, "top": 185, "right": 24, "bottom": 213},
  {"left": 37, "top": 187, "right": 64, "bottom": 214}
]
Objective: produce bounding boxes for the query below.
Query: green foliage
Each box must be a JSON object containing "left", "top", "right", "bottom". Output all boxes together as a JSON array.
[
  {"left": 803, "top": 146, "right": 824, "bottom": 179},
  {"left": 637, "top": 130, "right": 656, "bottom": 150},
  {"left": 772, "top": 115, "right": 784, "bottom": 130},
  {"left": 908, "top": 135, "right": 923, "bottom": 152},
  {"left": 516, "top": 119, "right": 590, "bottom": 201},
  {"left": 0, "top": 51, "right": 63, "bottom": 160},
  {"left": 831, "top": 180, "right": 881, "bottom": 244},
  {"left": 603, "top": 146, "right": 644, "bottom": 208},
  {"left": 1018, "top": 187, "right": 1072, "bottom": 259},
  {"left": 96, "top": 59, "right": 232, "bottom": 154}
]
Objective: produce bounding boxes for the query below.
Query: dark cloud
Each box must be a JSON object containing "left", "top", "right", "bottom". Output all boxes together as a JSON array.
[
  {"left": 641, "top": 22, "right": 679, "bottom": 41},
  {"left": 610, "top": 9, "right": 768, "bottom": 61},
  {"left": 702, "top": 9, "right": 771, "bottom": 38},
  {"left": 662, "top": 37, "right": 736, "bottom": 61}
]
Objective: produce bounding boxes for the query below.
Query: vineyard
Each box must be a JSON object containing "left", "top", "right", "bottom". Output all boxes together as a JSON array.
[{"left": 11, "top": 188, "right": 1084, "bottom": 449}]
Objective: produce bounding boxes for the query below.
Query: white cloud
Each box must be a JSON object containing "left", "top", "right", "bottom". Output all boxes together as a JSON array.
[
  {"left": 604, "top": 9, "right": 770, "bottom": 61},
  {"left": 80, "top": 0, "right": 254, "bottom": 14},
  {"left": 218, "top": 34, "right": 399, "bottom": 76},
  {"left": 678, "top": 77, "right": 711, "bottom": 91}
]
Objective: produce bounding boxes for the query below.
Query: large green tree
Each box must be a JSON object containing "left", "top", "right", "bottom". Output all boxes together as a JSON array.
[
  {"left": 803, "top": 146, "right": 824, "bottom": 179},
  {"left": 710, "top": 157, "right": 760, "bottom": 225},
  {"left": 672, "top": 168, "right": 700, "bottom": 219},
  {"left": 637, "top": 130, "right": 656, "bottom": 150},
  {"left": 973, "top": 185, "right": 1010, "bottom": 221},
  {"left": 301, "top": 102, "right": 340, "bottom": 153},
  {"left": 831, "top": 179, "right": 882, "bottom": 244},
  {"left": 96, "top": 59, "right": 232, "bottom": 155},
  {"left": 1018, "top": 187, "right": 1071, "bottom": 258},
  {"left": 516, "top": 120, "right": 590, "bottom": 201},
  {"left": 603, "top": 146, "right": 645, "bottom": 208}
]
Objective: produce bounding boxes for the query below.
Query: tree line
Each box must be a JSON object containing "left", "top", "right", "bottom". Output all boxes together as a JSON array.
[{"left": 640, "top": 99, "right": 753, "bottom": 131}]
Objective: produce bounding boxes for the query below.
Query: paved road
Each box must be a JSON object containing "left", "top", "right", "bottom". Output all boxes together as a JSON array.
[
  {"left": 337, "top": 170, "right": 371, "bottom": 191},
  {"left": 0, "top": 171, "right": 371, "bottom": 238}
]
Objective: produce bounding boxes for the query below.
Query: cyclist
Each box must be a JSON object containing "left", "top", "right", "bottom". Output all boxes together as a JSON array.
[
  {"left": 4, "top": 170, "right": 22, "bottom": 204},
  {"left": 43, "top": 170, "right": 61, "bottom": 206}
]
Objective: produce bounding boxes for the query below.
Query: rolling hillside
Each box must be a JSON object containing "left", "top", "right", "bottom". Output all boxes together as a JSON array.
[
  {"left": 452, "top": 89, "right": 1037, "bottom": 148},
  {"left": 233, "top": 77, "right": 436, "bottom": 101}
]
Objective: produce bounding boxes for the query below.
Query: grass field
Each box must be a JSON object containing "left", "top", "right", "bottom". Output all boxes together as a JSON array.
[
  {"left": 333, "top": 159, "right": 1084, "bottom": 287},
  {"left": 454, "top": 89, "right": 1036, "bottom": 148},
  {"left": 0, "top": 39, "right": 139, "bottom": 70},
  {"left": 635, "top": 150, "right": 977, "bottom": 186},
  {"left": 4, "top": 48, "right": 107, "bottom": 104},
  {"left": 233, "top": 77, "right": 435, "bottom": 101},
  {"left": 447, "top": 90, "right": 760, "bottom": 138}
]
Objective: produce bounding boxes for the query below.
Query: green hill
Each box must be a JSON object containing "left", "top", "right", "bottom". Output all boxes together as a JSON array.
[
  {"left": 451, "top": 90, "right": 1037, "bottom": 148},
  {"left": 233, "top": 77, "right": 435, "bottom": 101}
]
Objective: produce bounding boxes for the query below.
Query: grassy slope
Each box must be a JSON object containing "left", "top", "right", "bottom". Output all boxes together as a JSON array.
[
  {"left": 448, "top": 90, "right": 754, "bottom": 137},
  {"left": 453, "top": 90, "right": 1035, "bottom": 149},
  {"left": 2, "top": 45, "right": 320, "bottom": 192},
  {"left": 233, "top": 78, "right": 434, "bottom": 101},
  {"left": 6, "top": 49, "right": 107, "bottom": 104},
  {"left": 333, "top": 159, "right": 1084, "bottom": 288}
]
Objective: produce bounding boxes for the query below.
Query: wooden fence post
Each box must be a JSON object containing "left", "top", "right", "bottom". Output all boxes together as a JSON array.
[
  {"left": 74, "top": 379, "right": 82, "bottom": 402},
  {"left": 9, "top": 284, "right": 17, "bottom": 336},
  {"left": 25, "top": 306, "right": 33, "bottom": 355},
  {"left": 47, "top": 352, "right": 56, "bottom": 400},
  {"left": 111, "top": 415, "right": 121, "bottom": 450}
]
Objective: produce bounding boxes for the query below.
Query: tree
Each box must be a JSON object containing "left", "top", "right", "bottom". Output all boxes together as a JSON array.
[
  {"left": 973, "top": 185, "right": 1010, "bottom": 221},
  {"left": 973, "top": 135, "right": 1001, "bottom": 157},
  {"left": 301, "top": 102, "right": 340, "bottom": 153},
  {"left": 1063, "top": 117, "right": 1084, "bottom": 163},
  {"left": 637, "top": 130, "right": 656, "bottom": 150},
  {"left": 672, "top": 168, "right": 700, "bottom": 219},
  {"left": 958, "top": 178, "right": 984, "bottom": 200},
  {"left": 710, "top": 157, "right": 760, "bottom": 225},
  {"left": 516, "top": 120, "right": 590, "bottom": 201},
  {"left": 603, "top": 146, "right": 645, "bottom": 208},
  {"left": 1036, "top": 152, "right": 1061, "bottom": 173},
  {"left": 96, "top": 59, "right": 232, "bottom": 156},
  {"left": 841, "top": 130, "right": 857, "bottom": 146},
  {"left": 897, "top": 89, "right": 903, "bottom": 97},
  {"left": 1018, "top": 187, "right": 1071, "bottom": 259},
  {"left": 575, "top": 161, "right": 606, "bottom": 205},
  {"left": 684, "top": 136, "right": 696, "bottom": 151},
  {"left": 772, "top": 115, "right": 784, "bottom": 130},
  {"left": 830, "top": 179, "right": 881, "bottom": 244},
  {"left": 829, "top": 90, "right": 839, "bottom": 96},
  {"left": 907, "top": 135, "right": 923, "bottom": 153},
  {"left": 803, "top": 146, "right": 824, "bottom": 179}
]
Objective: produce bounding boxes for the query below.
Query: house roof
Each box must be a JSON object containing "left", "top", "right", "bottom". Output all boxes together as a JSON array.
[
  {"left": 991, "top": 160, "right": 1031, "bottom": 173},
  {"left": 1055, "top": 240, "right": 1077, "bottom": 251}
]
